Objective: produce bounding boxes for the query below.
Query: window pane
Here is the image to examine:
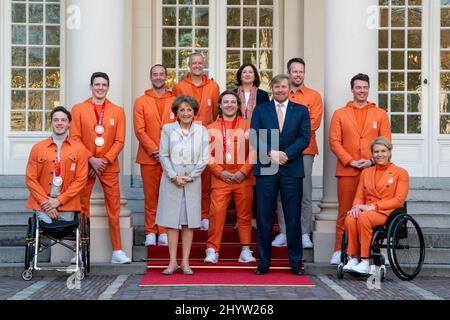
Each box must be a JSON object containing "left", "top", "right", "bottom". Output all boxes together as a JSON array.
[
  {"left": 379, "top": 94, "right": 388, "bottom": 111},
  {"left": 441, "top": 115, "right": 450, "bottom": 134},
  {"left": 29, "top": 91, "right": 43, "bottom": 110},
  {"left": 162, "top": 50, "right": 176, "bottom": 68},
  {"left": 11, "top": 112, "right": 26, "bottom": 131},
  {"left": 11, "top": 90, "right": 26, "bottom": 110},
  {"left": 259, "top": 50, "right": 273, "bottom": 69},
  {"left": 195, "top": 29, "right": 209, "bottom": 47},
  {"left": 46, "top": 4, "right": 60, "bottom": 24},
  {"left": 391, "top": 8, "right": 405, "bottom": 27},
  {"left": 29, "top": 3, "right": 43, "bottom": 23},
  {"left": 46, "top": 47, "right": 60, "bottom": 67},
  {"left": 441, "top": 72, "right": 450, "bottom": 91},
  {"left": 226, "top": 71, "right": 237, "bottom": 89},
  {"left": 379, "top": 30, "right": 388, "bottom": 48},
  {"left": 28, "top": 112, "right": 43, "bottom": 131},
  {"left": 178, "top": 50, "right": 191, "bottom": 69},
  {"left": 392, "top": 30, "right": 405, "bottom": 48},
  {"left": 163, "top": 7, "right": 176, "bottom": 26},
  {"left": 29, "top": 26, "right": 43, "bottom": 45},
  {"left": 12, "top": 69, "right": 26, "bottom": 88},
  {"left": 29, "top": 47, "right": 43, "bottom": 67},
  {"left": 45, "top": 112, "right": 52, "bottom": 131},
  {"left": 12, "top": 25, "right": 26, "bottom": 45},
  {"left": 243, "top": 50, "right": 257, "bottom": 65},
  {"left": 46, "top": 91, "right": 60, "bottom": 110},
  {"left": 46, "top": 26, "right": 60, "bottom": 45},
  {"left": 162, "top": 29, "right": 176, "bottom": 47},
  {"left": 12, "top": 47, "right": 26, "bottom": 67},
  {"left": 379, "top": 72, "right": 388, "bottom": 91},
  {"left": 260, "top": 29, "right": 273, "bottom": 48},
  {"left": 391, "top": 115, "right": 405, "bottom": 134},
  {"left": 408, "top": 7, "right": 422, "bottom": 27},
  {"left": 440, "top": 94, "right": 450, "bottom": 113},
  {"left": 243, "top": 29, "right": 257, "bottom": 48},
  {"left": 391, "top": 51, "right": 405, "bottom": 70},
  {"left": 29, "top": 69, "right": 43, "bottom": 88},
  {"left": 408, "top": 30, "right": 421, "bottom": 48},
  {"left": 260, "top": 8, "right": 273, "bottom": 27},
  {"left": 442, "top": 8, "right": 450, "bottom": 27},
  {"left": 441, "top": 51, "right": 450, "bottom": 69},
  {"left": 391, "top": 94, "right": 404, "bottom": 112},
  {"left": 380, "top": 8, "right": 388, "bottom": 27},
  {"left": 227, "top": 50, "right": 241, "bottom": 69},
  {"left": 407, "top": 115, "right": 421, "bottom": 134},
  {"left": 391, "top": 72, "right": 405, "bottom": 91},
  {"left": 179, "top": 7, "right": 193, "bottom": 26},
  {"left": 407, "top": 93, "right": 421, "bottom": 112},
  {"left": 442, "top": 29, "right": 450, "bottom": 48},
  {"left": 379, "top": 51, "right": 388, "bottom": 69},
  {"left": 408, "top": 51, "right": 421, "bottom": 70},
  {"left": 195, "top": 7, "right": 208, "bottom": 26},
  {"left": 227, "top": 8, "right": 241, "bottom": 26},
  {"left": 227, "top": 29, "right": 240, "bottom": 47},
  {"left": 12, "top": 3, "right": 26, "bottom": 23},
  {"left": 243, "top": 8, "right": 257, "bottom": 26},
  {"left": 46, "top": 70, "right": 60, "bottom": 88},
  {"left": 407, "top": 73, "right": 421, "bottom": 91},
  {"left": 179, "top": 29, "right": 193, "bottom": 47}
]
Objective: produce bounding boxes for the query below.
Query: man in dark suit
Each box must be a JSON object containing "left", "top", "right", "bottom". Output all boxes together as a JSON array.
[{"left": 250, "top": 74, "right": 310, "bottom": 275}]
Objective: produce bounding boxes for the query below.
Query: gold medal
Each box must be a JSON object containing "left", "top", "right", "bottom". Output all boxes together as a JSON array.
[
  {"left": 53, "top": 176, "right": 63, "bottom": 187},
  {"left": 95, "top": 125, "right": 105, "bottom": 134},
  {"left": 95, "top": 137, "right": 105, "bottom": 147}
]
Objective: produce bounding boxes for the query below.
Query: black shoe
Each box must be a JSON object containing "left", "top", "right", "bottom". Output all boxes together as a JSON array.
[
  {"left": 290, "top": 264, "right": 305, "bottom": 275},
  {"left": 255, "top": 266, "right": 270, "bottom": 275}
]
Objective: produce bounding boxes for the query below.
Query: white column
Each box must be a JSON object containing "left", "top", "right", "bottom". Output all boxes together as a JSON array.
[
  {"left": 313, "top": 0, "right": 378, "bottom": 263},
  {"left": 52, "top": 0, "right": 133, "bottom": 263}
]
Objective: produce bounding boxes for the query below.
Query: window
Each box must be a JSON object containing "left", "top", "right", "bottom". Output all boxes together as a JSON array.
[
  {"left": 161, "top": 0, "right": 210, "bottom": 89},
  {"left": 160, "top": 0, "right": 275, "bottom": 90},
  {"left": 225, "top": 0, "right": 274, "bottom": 89},
  {"left": 378, "top": 0, "right": 423, "bottom": 134},
  {"left": 10, "top": 0, "right": 63, "bottom": 132},
  {"left": 440, "top": 0, "right": 450, "bottom": 134}
]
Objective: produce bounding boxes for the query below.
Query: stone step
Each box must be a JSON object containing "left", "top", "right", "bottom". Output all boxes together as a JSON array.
[
  {"left": 0, "top": 246, "right": 50, "bottom": 263},
  {"left": 0, "top": 226, "right": 28, "bottom": 246},
  {"left": 0, "top": 188, "right": 29, "bottom": 200}
]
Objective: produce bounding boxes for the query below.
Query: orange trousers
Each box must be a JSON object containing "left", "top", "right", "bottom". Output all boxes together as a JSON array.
[
  {"left": 207, "top": 184, "right": 253, "bottom": 253},
  {"left": 335, "top": 176, "right": 360, "bottom": 251},
  {"left": 81, "top": 172, "right": 122, "bottom": 251},
  {"left": 345, "top": 211, "right": 387, "bottom": 258},
  {"left": 201, "top": 167, "right": 212, "bottom": 220},
  {"left": 141, "top": 164, "right": 167, "bottom": 235}
]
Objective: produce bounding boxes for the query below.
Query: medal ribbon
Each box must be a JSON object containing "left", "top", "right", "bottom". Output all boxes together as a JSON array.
[
  {"left": 55, "top": 159, "right": 61, "bottom": 177},
  {"left": 93, "top": 100, "right": 106, "bottom": 137},
  {"left": 221, "top": 117, "right": 238, "bottom": 162}
]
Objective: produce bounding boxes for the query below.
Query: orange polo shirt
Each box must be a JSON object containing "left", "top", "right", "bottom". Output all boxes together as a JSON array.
[
  {"left": 289, "top": 85, "right": 323, "bottom": 155},
  {"left": 26, "top": 137, "right": 89, "bottom": 211}
]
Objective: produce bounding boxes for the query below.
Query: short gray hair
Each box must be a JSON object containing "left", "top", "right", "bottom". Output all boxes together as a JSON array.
[
  {"left": 171, "top": 95, "right": 199, "bottom": 115},
  {"left": 270, "top": 74, "right": 291, "bottom": 89}
]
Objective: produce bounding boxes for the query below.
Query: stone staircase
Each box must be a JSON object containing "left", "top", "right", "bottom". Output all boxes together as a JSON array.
[{"left": 1, "top": 176, "right": 450, "bottom": 267}]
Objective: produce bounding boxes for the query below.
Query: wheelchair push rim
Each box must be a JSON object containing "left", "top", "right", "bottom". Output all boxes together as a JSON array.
[{"left": 387, "top": 214, "right": 425, "bottom": 281}]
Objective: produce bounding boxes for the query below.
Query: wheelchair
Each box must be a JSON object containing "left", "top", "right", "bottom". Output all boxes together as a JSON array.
[
  {"left": 22, "top": 212, "right": 90, "bottom": 281},
  {"left": 337, "top": 203, "right": 425, "bottom": 281}
]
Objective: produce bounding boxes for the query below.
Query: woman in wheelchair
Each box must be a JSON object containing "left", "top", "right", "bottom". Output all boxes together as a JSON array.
[{"left": 343, "top": 136, "right": 409, "bottom": 274}]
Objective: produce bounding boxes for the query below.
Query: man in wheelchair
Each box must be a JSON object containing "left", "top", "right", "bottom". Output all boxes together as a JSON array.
[
  {"left": 343, "top": 136, "right": 409, "bottom": 274},
  {"left": 24, "top": 106, "right": 89, "bottom": 277}
]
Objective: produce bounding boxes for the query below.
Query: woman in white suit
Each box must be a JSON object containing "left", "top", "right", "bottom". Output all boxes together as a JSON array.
[{"left": 156, "top": 95, "right": 209, "bottom": 275}]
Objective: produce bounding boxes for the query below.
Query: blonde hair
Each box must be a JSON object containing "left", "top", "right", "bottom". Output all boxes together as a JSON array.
[{"left": 371, "top": 136, "right": 393, "bottom": 161}]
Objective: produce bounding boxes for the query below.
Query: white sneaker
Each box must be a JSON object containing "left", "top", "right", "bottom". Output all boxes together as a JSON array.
[
  {"left": 201, "top": 219, "right": 209, "bottom": 231},
  {"left": 144, "top": 233, "right": 156, "bottom": 246},
  {"left": 157, "top": 233, "right": 168, "bottom": 246},
  {"left": 302, "top": 234, "right": 313, "bottom": 248},
  {"left": 271, "top": 233, "right": 287, "bottom": 247},
  {"left": 352, "top": 259, "right": 370, "bottom": 274},
  {"left": 111, "top": 250, "right": 131, "bottom": 264},
  {"left": 204, "top": 248, "right": 218, "bottom": 263},
  {"left": 330, "top": 251, "right": 342, "bottom": 265},
  {"left": 238, "top": 247, "right": 256, "bottom": 263},
  {"left": 343, "top": 258, "right": 359, "bottom": 271}
]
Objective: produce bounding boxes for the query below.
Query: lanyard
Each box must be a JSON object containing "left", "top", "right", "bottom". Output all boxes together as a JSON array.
[
  {"left": 221, "top": 117, "right": 239, "bottom": 154},
  {"left": 93, "top": 101, "right": 106, "bottom": 133},
  {"left": 55, "top": 159, "right": 61, "bottom": 177}
]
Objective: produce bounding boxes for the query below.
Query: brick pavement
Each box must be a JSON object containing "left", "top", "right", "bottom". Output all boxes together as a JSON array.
[{"left": 1, "top": 273, "right": 448, "bottom": 300}]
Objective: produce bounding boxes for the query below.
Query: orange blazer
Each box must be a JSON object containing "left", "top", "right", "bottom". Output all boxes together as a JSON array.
[
  {"left": 329, "top": 102, "right": 392, "bottom": 177},
  {"left": 173, "top": 74, "right": 220, "bottom": 126},
  {"left": 353, "top": 163, "right": 409, "bottom": 217},
  {"left": 289, "top": 85, "right": 323, "bottom": 155},
  {"left": 133, "top": 90, "right": 176, "bottom": 165},
  {"left": 207, "top": 117, "right": 255, "bottom": 188},
  {"left": 26, "top": 137, "right": 89, "bottom": 211},
  {"left": 70, "top": 98, "right": 126, "bottom": 173}
]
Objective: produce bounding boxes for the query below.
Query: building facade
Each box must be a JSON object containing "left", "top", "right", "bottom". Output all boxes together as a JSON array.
[{"left": 0, "top": 0, "right": 448, "bottom": 261}]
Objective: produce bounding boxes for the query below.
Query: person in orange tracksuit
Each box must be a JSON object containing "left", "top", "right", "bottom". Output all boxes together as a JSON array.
[
  {"left": 329, "top": 73, "right": 392, "bottom": 265},
  {"left": 70, "top": 72, "right": 131, "bottom": 264},
  {"left": 272, "top": 57, "right": 323, "bottom": 249},
  {"left": 133, "top": 64, "right": 175, "bottom": 248},
  {"left": 173, "top": 52, "right": 220, "bottom": 231},
  {"left": 203, "top": 90, "right": 256, "bottom": 264},
  {"left": 343, "top": 136, "right": 409, "bottom": 274},
  {"left": 26, "top": 106, "right": 88, "bottom": 226}
]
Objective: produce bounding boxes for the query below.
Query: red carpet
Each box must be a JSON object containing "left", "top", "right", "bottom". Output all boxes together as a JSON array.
[{"left": 139, "top": 268, "right": 315, "bottom": 287}]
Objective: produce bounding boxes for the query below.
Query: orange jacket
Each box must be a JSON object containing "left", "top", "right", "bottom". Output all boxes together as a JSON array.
[
  {"left": 208, "top": 117, "right": 255, "bottom": 188},
  {"left": 289, "top": 85, "right": 323, "bottom": 155},
  {"left": 26, "top": 137, "right": 89, "bottom": 211},
  {"left": 353, "top": 163, "right": 409, "bottom": 216},
  {"left": 329, "top": 102, "right": 392, "bottom": 177},
  {"left": 173, "top": 74, "right": 220, "bottom": 126},
  {"left": 133, "top": 90, "right": 176, "bottom": 165},
  {"left": 70, "top": 99, "right": 126, "bottom": 173}
]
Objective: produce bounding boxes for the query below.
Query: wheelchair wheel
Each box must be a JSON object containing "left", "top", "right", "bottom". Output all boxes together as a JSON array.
[
  {"left": 80, "top": 215, "right": 90, "bottom": 276},
  {"left": 24, "top": 217, "right": 36, "bottom": 270},
  {"left": 337, "top": 263, "right": 345, "bottom": 279},
  {"left": 22, "top": 268, "right": 33, "bottom": 281},
  {"left": 387, "top": 214, "right": 425, "bottom": 281},
  {"left": 379, "top": 266, "right": 386, "bottom": 283},
  {"left": 340, "top": 232, "right": 349, "bottom": 265}
]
